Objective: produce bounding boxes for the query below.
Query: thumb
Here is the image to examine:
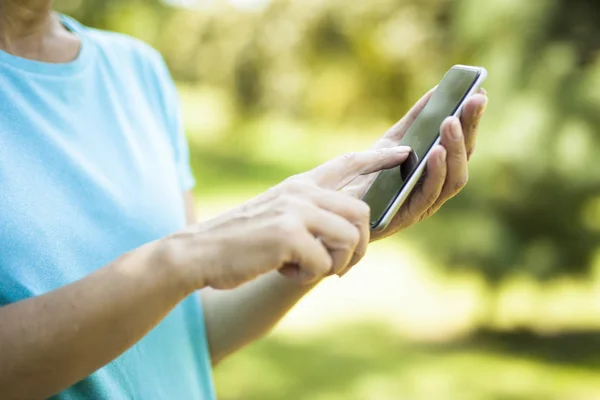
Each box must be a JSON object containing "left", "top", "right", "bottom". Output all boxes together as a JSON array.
[{"left": 308, "top": 146, "right": 412, "bottom": 190}]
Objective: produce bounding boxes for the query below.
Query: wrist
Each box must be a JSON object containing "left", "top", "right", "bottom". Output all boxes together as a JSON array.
[
  {"left": 151, "top": 233, "right": 212, "bottom": 295},
  {"left": 107, "top": 239, "right": 197, "bottom": 306}
]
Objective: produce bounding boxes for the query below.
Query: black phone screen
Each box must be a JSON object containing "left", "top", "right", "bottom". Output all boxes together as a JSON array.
[{"left": 362, "top": 66, "right": 481, "bottom": 228}]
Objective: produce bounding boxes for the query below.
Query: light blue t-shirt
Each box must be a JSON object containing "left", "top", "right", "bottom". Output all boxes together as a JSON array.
[{"left": 0, "top": 15, "right": 215, "bottom": 399}]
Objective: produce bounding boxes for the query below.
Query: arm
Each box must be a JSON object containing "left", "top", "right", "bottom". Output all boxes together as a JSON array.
[
  {"left": 0, "top": 241, "right": 192, "bottom": 400},
  {"left": 185, "top": 196, "right": 332, "bottom": 366},
  {"left": 201, "top": 272, "right": 318, "bottom": 365},
  {"left": 197, "top": 91, "right": 488, "bottom": 365},
  {"left": 0, "top": 147, "right": 403, "bottom": 399}
]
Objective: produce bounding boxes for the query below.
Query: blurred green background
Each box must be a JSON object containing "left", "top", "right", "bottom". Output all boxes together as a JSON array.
[{"left": 55, "top": 0, "right": 600, "bottom": 398}]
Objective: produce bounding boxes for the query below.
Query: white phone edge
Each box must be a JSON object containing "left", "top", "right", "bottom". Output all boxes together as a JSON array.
[{"left": 371, "top": 65, "right": 488, "bottom": 233}]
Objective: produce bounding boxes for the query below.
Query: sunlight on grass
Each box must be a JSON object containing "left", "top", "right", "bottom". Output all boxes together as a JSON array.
[
  {"left": 194, "top": 183, "right": 600, "bottom": 338},
  {"left": 185, "top": 78, "right": 600, "bottom": 400},
  {"left": 196, "top": 190, "right": 600, "bottom": 399},
  {"left": 214, "top": 322, "right": 600, "bottom": 400},
  {"left": 271, "top": 241, "right": 484, "bottom": 340}
]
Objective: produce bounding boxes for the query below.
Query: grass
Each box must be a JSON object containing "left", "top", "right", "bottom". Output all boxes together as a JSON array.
[
  {"left": 184, "top": 111, "right": 600, "bottom": 400},
  {"left": 213, "top": 323, "right": 600, "bottom": 400},
  {"left": 194, "top": 178, "right": 600, "bottom": 399}
]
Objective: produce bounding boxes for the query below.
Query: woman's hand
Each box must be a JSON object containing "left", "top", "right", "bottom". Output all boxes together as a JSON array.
[
  {"left": 162, "top": 147, "right": 411, "bottom": 290},
  {"left": 344, "top": 88, "right": 488, "bottom": 241}
]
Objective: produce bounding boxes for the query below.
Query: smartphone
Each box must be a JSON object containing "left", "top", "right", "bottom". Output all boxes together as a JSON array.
[{"left": 362, "top": 65, "right": 487, "bottom": 233}]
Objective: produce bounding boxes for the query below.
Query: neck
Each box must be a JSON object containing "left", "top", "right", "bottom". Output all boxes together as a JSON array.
[
  {"left": 0, "top": 1, "right": 54, "bottom": 42},
  {"left": 0, "top": 0, "right": 79, "bottom": 63}
]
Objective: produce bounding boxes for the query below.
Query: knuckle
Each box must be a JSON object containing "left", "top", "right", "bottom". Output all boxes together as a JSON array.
[
  {"left": 425, "top": 191, "right": 439, "bottom": 206},
  {"left": 277, "top": 194, "right": 305, "bottom": 211},
  {"left": 421, "top": 208, "right": 435, "bottom": 221},
  {"left": 373, "top": 148, "right": 387, "bottom": 158},
  {"left": 339, "top": 152, "right": 358, "bottom": 167},
  {"left": 348, "top": 225, "right": 361, "bottom": 247},
  {"left": 425, "top": 204, "right": 441, "bottom": 219},
  {"left": 467, "top": 144, "right": 476, "bottom": 159},
  {"left": 281, "top": 177, "right": 310, "bottom": 193},
  {"left": 275, "top": 213, "right": 304, "bottom": 237},
  {"left": 339, "top": 225, "right": 361, "bottom": 252},
  {"left": 351, "top": 245, "right": 368, "bottom": 266},
  {"left": 276, "top": 194, "right": 295, "bottom": 209},
  {"left": 450, "top": 145, "right": 466, "bottom": 160},
  {"left": 346, "top": 198, "right": 371, "bottom": 227},
  {"left": 355, "top": 200, "right": 371, "bottom": 221},
  {"left": 453, "top": 172, "right": 469, "bottom": 193}
]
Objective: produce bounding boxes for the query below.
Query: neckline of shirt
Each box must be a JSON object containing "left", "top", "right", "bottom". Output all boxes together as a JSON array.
[{"left": 0, "top": 14, "right": 94, "bottom": 77}]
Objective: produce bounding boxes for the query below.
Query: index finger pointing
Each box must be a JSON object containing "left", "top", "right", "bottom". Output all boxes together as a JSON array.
[{"left": 309, "top": 146, "right": 411, "bottom": 190}]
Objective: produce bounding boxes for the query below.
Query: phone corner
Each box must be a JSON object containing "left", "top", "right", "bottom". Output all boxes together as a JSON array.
[{"left": 478, "top": 67, "right": 488, "bottom": 81}]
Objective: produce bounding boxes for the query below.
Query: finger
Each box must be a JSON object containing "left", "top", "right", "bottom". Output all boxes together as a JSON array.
[
  {"left": 307, "top": 190, "right": 372, "bottom": 275},
  {"left": 291, "top": 185, "right": 371, "bottom": 273},
  {"left": 435, "top": 117, "right": 468, "bottom": 206},
  {"left": 310, "top": 146, "right": 411, "bottom": 190},
  {"left": 376, "top": 87, "right": 437, "bottom": 148},
  {"left": 303, "top": 187, "right": 371, "bottom": 226},
  {"left": 459, "top": 93, "right": 488, "bottom": 159},
  {"left": 302, "top": 205, "right": 362, "bottom": 275},
  {"left": 403, "top": 146, "right": 447, "bottom": 223},
  {"left": 279, "top": 230, "right": 332, "bottom": 284},
  {"left": 340, "top": 213, "right": 370, "bottom": 276},
  {"left": 342, "top": 175, "right": 375, "bottom": 199}
]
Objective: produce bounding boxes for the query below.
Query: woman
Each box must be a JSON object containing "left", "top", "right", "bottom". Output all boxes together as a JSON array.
[{"left": 0, "top": 2, "right": 488, "bottom": 399}]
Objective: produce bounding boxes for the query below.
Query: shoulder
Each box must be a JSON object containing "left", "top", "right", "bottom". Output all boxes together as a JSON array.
[
  {"left": 62, "top": 14, "right": 170, "bottom": 81},
  {"left": 61, "top": 15, "right": 181, "bottom": 129},
  {"left": 90, "top": 28, "right": 164, "bottom": 68}
]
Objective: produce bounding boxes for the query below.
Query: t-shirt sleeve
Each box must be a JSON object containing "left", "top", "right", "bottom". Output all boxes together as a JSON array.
[{"left": 149, "top": 50, "right": 196, "bottom": 192}]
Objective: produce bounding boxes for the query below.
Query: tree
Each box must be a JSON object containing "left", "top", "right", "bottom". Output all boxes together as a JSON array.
[{"left": 54, "top": 0, "right": 600, "bottom": 286}]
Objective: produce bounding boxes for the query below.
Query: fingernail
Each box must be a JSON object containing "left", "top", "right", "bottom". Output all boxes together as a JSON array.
[
  {"left": 449, "top": 118, "right": 462, "bottom": 141},
  {"left": 393, "top": 146, "right": 411, "bottom": 154},
  {"left": 479, "top": 87, "right": 487, "bottom": 95},
  {"left": 478, "top": 98, "right": 488, "bottom": 116}
]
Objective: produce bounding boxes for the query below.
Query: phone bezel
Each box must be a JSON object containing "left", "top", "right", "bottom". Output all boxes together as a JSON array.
[{"left": 369, "top": 65, "right": 488, "bottom": 233}]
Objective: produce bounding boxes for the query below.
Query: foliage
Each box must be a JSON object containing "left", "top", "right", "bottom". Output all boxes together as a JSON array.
[
  {"left": 47, "top": 1, "right": 600, "bottom": 398},
  {"left": 53, "top": 0, "right": 600, "bottom": 284}
]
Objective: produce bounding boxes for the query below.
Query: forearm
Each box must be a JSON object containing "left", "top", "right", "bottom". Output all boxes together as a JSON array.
[
  {"left": 201, "top": 271, "right": 318, "bottom": 365},
  {"left": 0, "top": 241, "right": 191, "bottom": 400},
  {"left": 201, "top": 236, "right": 387, "bottom": 364}
]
